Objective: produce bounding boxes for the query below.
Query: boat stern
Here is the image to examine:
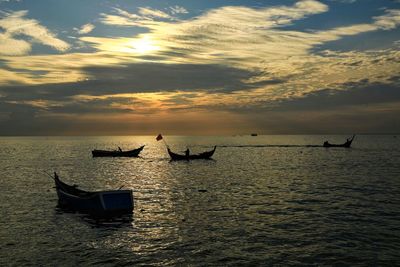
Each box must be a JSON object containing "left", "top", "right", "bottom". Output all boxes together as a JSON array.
[{"left": 100, "top": 190, "right": 134, "bottom": 213}]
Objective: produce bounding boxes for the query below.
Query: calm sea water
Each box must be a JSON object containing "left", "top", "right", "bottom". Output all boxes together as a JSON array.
[{"left": 0, "top": 135, "right": 399, "bottom": 266}]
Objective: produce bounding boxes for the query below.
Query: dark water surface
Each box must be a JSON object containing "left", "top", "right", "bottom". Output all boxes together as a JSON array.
[{"left": 0, "top": 135, "right": 399, "bottom": 266}]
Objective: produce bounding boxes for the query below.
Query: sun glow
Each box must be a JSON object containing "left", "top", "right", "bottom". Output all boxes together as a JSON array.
[{"left": 129, "top": 36, "right": 159, "bottom": 54}]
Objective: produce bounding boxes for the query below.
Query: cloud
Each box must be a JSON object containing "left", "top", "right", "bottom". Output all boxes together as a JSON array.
[
  {"left": 99, "top": 14, "right": 140, "bottom": 27},
  {"left": 99, "top": 8, "right": 145, "bottom": 27},
  {"left": 316, "top": 9, "right": 400, "bottom": 39},
  {"left": 1, "top": 2, "right": 400, "bottom": 94},
  {"left": 0, "top": 62, "right": 260, "bottom": 102},
  {"left": 74, "top": 23, "right": 95, "bottom": 35},
  {"left": 374, "top": 9, "right": 400, "bottom": 30},
  {"left": 101, "top": 0, "right": 328, "bottom": 28},
  {"left": 3, "top": 2, "right": 400, "bottom": 95},
  {"left": 96, "top": 0, "right": 330, "bottom": 65},
  {"left": 2, "top": 88, "right": 400, "bottom": 135},
  {"left": 271, "top": 80, "right": 400, "bottom": 111},
  {"left": 138, "top": 7, "right": 171, "bottom": 19},
  {"left": 169, "top": 6, "right": 188, "bottom": 15},
  {"left": 0, "top": 102, "right": 253, "bottom": 135},
  {"left": 85, "top": 1, "right": 400, "bottom": 104},
  {"left": 0, "top": 33, "right": 31, "bottom": 55},
  {"left": 1, "top": 1, "right": 400, "bottom": 135},
  {"left": 0, "top": 67, "right": 33, "bottom": 85},
  {"left": 0, "top": 10, "right": 70, "bottom": 55},
  {"left": 247, "top": 102, "right": 400, "bottom": 134},
  {"left": 329, "top": 0, "right": 357, "bottom": 3},
  {"left": 100, "top": 6, "right": 176, "bottom": 27}
]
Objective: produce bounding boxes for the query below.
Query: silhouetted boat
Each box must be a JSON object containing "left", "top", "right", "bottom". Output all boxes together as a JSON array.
[
  {"left": 92, "top": 145, "right": 144, "bottom": 157},
  {"left": 323, "top": 135, "right": 355, "bottom": 148},
  {"left": 251, "top": 133, "right": 258, "bottom": 136},
  {"left": 167, "top": 146, "right": 217, "bottom": 160},
  {"left": 53, "top": 173, "right": 133, "bottom": 216}
]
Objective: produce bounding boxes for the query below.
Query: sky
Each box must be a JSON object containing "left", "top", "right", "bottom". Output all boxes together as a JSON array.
[{"left": 0, "top": 0, "right": 399, "bottom": 135}]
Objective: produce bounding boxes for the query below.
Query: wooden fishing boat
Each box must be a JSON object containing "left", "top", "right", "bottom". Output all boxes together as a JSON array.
[
  {"left": 53, "top": 173, "right": 133, "bottom": 216},
  {"left": 167, "top": 146, "right": 216, "bottom": 160},
  {"left": 323, "top": 135, "right": 355, "bottom": 148},
  {"left": 92, "top": 145, "right": 144, "bottom": 157}
]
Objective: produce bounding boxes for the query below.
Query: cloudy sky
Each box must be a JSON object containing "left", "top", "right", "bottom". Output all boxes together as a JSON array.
[{"left": 0, "top": 0, "right": 399, "bottom": 135}]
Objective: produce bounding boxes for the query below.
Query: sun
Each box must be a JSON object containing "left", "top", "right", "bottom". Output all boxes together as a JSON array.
[{"left": 129, "top": 36, "right": 159, "bottom": 54}]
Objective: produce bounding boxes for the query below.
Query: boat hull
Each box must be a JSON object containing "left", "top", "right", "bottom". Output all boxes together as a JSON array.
[
  {"left": 168, "top": 146, "right": 216, "bottom": 160},
  {"left": 323, "top": 143, "right": 351, "bottom": 148},
  {"left": 54, "top": 175, "right": 133, "bottom": 216},
  {"left": 92, "top": 145, "right": 144, "bottom": 157},
  {"left": 323, "top": 135, "right": 355, "bottom": 148},
  {"left": 57, "top": 189, "right": 133, "bottom": 215}
]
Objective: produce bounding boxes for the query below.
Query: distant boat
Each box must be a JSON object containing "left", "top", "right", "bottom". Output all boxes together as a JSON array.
[
  {"left": 92, "top": 145, "right": 144, "bottom": 157},
  {"left": 251, "top": 133, "right": 258, "bottom": 136},
  {"left": 323, "top": 135, "right": 355, "bottom": 148},
  {"left": 167, "top": 146, "right": 217, "bottom": 160},
  {"left": 53, "top": 172, "right": 133, "bottom": 216}
]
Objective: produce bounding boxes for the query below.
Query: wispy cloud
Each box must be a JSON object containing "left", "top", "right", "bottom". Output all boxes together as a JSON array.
[
  {"left": 3, "top": 2, "right": 400, "bottom": 94},
  {"left": 0, "top": 10, "right": 70, "bottom": 55},
  {"left": 329, "top": 0, "right": 357, "bottom": 3},
  {"left": 100, "top": 8, "right": 145, "bottom": 27},
  {"left": 100, "top": 6, "right": 178, "bottom": 27},
  {"left": 94, "top": 1, "right": 400, "bottom": 95},
  {"left": 138, "top": 7, "right": 171, "bottom": 19},
  {"left": 101, "top": 0, "right": 328, "bottom": 28},
  {"left": 74, "top": 23, "right": 95, "bottom": 35},
  {"left": 0, "top": 32, "right": 31, "bottom": 56},
  {"left": 374, "top": 9, "right": 400, "bottom": 30},
  {"left": 169, "top": 6, "right": 188, "bottom": 15}
]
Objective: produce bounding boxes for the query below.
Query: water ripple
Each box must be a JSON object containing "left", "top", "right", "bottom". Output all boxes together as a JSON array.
[{"left": 0, "top": 135, "right": 399, "bottom": 266}]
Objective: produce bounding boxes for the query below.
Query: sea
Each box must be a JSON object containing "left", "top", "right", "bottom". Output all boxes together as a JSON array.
[{"left": 0, "top": 135, "right": 399, "bottom": 266}]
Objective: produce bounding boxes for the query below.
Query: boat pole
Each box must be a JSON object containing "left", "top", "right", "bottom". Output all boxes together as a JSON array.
[
  {"left": 163, "top": 138, "right": 168, "bottom": 148},
  {"left": 43, "top": 170, "right": 55, "bottom": 179}
]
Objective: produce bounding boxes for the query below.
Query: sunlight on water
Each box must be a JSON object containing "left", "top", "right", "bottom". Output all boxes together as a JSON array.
[{"left": 0, "top": 135, "right": 399, "bottom": 265}]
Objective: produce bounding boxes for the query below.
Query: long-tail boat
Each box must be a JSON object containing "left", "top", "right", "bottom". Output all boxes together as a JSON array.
[
  {"left": 92, "top": 145, "right": 144, "bottom": 157},
  {"left": 167, "top": 146, "right": 216, "bottom": 160},
  {"left": 53, "top": 172, "right": 133, "bottom": 216},
  {"left": 323, "top": 135, "right": 355, "bottom": 148}
]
